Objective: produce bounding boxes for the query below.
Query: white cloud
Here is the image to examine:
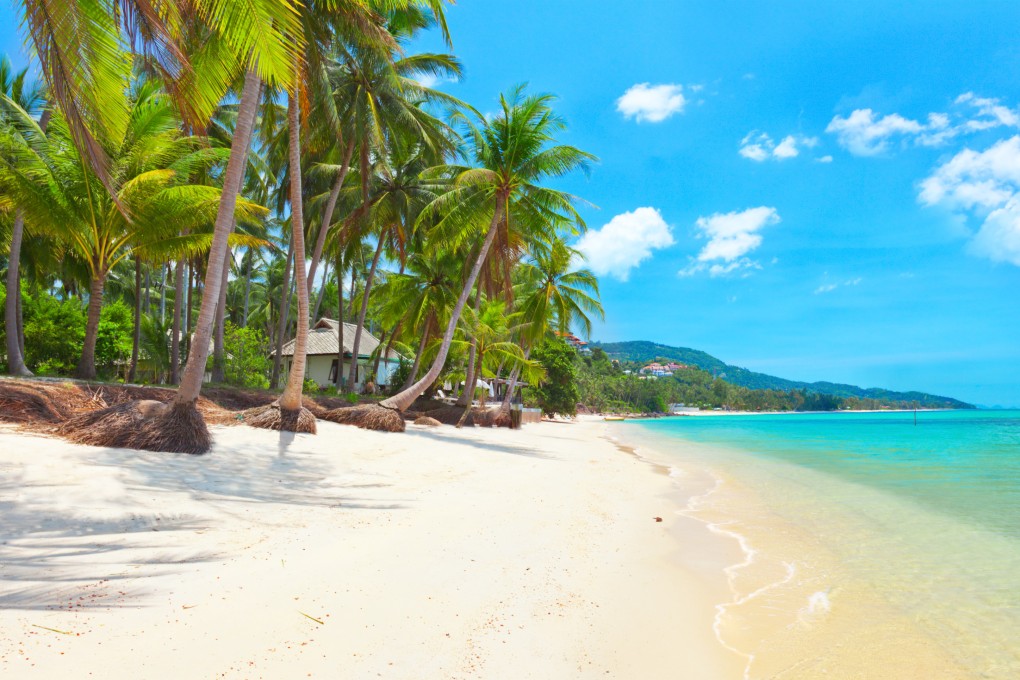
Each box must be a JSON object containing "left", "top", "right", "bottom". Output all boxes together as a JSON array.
[
  {"left": 414, "top": 73, "right": 457, "bottom": 89},
  {"left": 739, "top": 131, "right": 818, "bottom": 161},
  {"left": 826, "top": 109, "right": 924, "bottom": 155},
  {"left": 814, "top": 277, "right": 862, "bottom": 294},
  {"left": 679, "top": 207, "right": 780, "bottom": 277},
  {"left": 920, "top": 136, "right": 1020, "bottom": 265},
  {"left": 827, "top": 94, "right": 1020, "bottom": 156},
  {"left": 575, "top": 207, "right": 675, "bottom": 281},
  {"left": 616, "top": 83, "right": 686, "bottom": 123},
  {"left": 816, "top": 155, "right": 834, "bottom": 163}
]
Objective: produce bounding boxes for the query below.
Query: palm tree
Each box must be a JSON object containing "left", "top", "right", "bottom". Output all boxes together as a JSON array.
[
  {"left": 452, "top": 298, "right": 538, "bottom": 428},
  {"left": 375, "top": 85, "right": 597, "bottom": 418},
  {"left": 0, "top": 81, "right": 265, "bottom": 379},
  {"left": 374, "top": 250, "right": 461, "bottom": 390},
  {"left": 17, "top": 0, "right": 302, "bottom": 195},
  {"left": 497, "top": 236, "right": 604, "bottom": 411},
  {"left": 0, "top": 55, "right": 44, "bottom": 377}
]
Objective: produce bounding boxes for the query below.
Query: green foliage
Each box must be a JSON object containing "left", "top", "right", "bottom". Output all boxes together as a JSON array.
[
  {"left": 598, "top": 340, "right": 974, "bottom": 409},
  {"left": 303, "top": 378, "right": 319, "bottom": 394},
  {"left": 387, "top": 359, "right": 412, "bottom": 395},
  {"left": 21, "top": 289, "right": 87, "bottom": 375},
  {"left": 95, "top": 301, "right": 133, "bottom": 372},
  {"left": 527, "top": 339, "right": 579, "bottom": 417},
  {"left": 222, "top": 323, "right": 271, "bottom": 389}
]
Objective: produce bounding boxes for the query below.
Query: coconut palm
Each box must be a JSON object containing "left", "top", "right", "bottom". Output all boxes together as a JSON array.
[
  {"left": 496, "top": 236, "right": 604, "bottom": 411},
  {"left": 0, "top": 81, "right": 265, "bottom": 379},
  {"left": 452, "top": 298, "right": 540, "bottom": 427},
  {"left": 375, "top": 85, "right": 597, "bottom": 419}
]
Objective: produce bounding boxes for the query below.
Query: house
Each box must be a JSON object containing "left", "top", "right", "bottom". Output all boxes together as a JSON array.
[
  {"left": 639, "top": 361, "right": 689, "bottom": 377},
  {"left": 556, "top": 331, "right": 593, "bottom": 356},
  {"left": 276, "top": 318, "right": 404, "bottom": 391}
]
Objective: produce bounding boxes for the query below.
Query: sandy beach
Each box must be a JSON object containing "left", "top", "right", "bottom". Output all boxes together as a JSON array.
[{"left": 0, "top": 418, "right": 744, "bottom": 679}]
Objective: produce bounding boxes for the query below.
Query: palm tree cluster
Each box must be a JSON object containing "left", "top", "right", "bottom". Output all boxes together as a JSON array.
[{"left": 1, "top": 1, "right": 604, "bottom": 453}]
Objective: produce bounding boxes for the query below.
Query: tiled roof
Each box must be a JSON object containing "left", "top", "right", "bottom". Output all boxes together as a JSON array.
[{"left": 276, "top": 318, "right": 389, "bottom": 358}]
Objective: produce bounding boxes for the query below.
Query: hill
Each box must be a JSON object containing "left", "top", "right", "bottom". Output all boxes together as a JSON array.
[{"left": 595, "top": 340, "right": 975, "bottom": 409}]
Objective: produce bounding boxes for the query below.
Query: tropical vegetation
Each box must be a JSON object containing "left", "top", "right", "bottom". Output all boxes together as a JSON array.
[{"left": 0, "top": 2, "right": 606, "bottom": 452}]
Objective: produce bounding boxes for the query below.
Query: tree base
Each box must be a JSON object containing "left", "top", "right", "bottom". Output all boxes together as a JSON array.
[
  {"left": 413, "top": 415, "right": 442, "bottom": 427},
  {"left": 57, "top": 400, "right": 211, "bottom": 454},
  {"left": 322, "top": 404, "right": 405, "bottom": 432},
  {"left": 241, "top": 402, "right": 317, "bottom": 434}
]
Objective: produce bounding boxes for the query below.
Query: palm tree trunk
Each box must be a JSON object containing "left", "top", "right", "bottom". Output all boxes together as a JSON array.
[
  {"left": 403, "top": 318, "right": 431, "bottom": 390},
  {"left": 278, "top": 75, "right": 311, "bottom": 414},
  {"left": 170, "top": 259, "right": 184, "bottom": 383},
  {"left": 143, "top": 267, "right": 151, "bottom": 314},
  {"left": 174, "top": 69, "right": 262, "bottom": 406},
  {"left": 272, "top": 232, "right": 295, "bottom": 389},
  {"left": 499, "top": 346, "right": 531, "bottom": 412},
  {"left": 128, "top": 257, "right": 141, "bottom": 382},
  {"left": 457, "top": 350, "right": 482, "bottom": 428},
  {"left": 159, "top": 263, "right": 167, "bottom": 325},
  {"left": 242, "top": 249, "right": 253, "bottom": 328},
  {"left": 184, "top": 262, "right": 193, "bottom": 358},
  {"left": 347, "top": 236, "right": 384, "bottom": 389},
  {"left": 5, "top": 210, "right": 31, "bottom": 376},
  {"left": 75, "top": 273, "right": 106, "bottom": 380},
  {"left": 306, "top": 140, "right": 355, "bottom": 292},
  {"left": 457, "top": 288, "right": 481, "bottom": 406},
  {"left": 211, "top": 245, "right": 231, "bottom": 383},
  {"left": 335, "top": 249, "right": 344, "bottom": 389},
  {"left": 381, "top": 195, "right": 507, "bottom": 412}
]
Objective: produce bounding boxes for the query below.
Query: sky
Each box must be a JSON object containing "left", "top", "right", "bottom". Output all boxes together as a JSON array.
[{"left": 2, "top": 1, "right": 1019, "bottom": 406}]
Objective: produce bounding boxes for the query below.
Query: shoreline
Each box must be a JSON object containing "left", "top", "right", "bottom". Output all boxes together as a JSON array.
[
  {"left": 0, "top": 419, "right": 745, "bottom": 678},
  {"left": 610, "top": 419, "right": 990, "bottom": 678}
]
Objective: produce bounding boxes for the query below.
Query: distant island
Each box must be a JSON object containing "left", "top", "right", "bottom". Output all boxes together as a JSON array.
[{"left": 553, "top": 340, "right": 975, "bottom": 414}]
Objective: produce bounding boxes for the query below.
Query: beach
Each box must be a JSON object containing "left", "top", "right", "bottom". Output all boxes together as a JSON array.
[{"left": 0, "top": 418, "right": 745, "bottom": 679}]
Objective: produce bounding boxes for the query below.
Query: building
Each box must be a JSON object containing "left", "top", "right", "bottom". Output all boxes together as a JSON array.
[
  {"left": 276, "top": 318, "right": 404, "bottom": 391},
  {"left": 556, "top": 332, "right": 593, "bottom": 356},
  {"left": 639, "top": 361, "right": 689, "bottom": 377}
]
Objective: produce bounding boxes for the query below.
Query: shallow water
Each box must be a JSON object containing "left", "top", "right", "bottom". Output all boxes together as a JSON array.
[{"left": 620, "top": 410, "right": 1020, "bottom": 679}]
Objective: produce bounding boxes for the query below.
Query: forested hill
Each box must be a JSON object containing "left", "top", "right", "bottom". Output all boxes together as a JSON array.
[{"left": 596, "top": 340, "right": 975, "bottom": 409}]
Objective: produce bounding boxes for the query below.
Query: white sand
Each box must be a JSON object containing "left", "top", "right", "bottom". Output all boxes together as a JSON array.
[{"left": 0, "top": 419, "right": 742, "bottom": 679}]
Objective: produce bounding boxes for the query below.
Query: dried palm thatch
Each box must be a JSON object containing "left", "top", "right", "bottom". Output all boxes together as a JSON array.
[
  {"left": 322, "top": 404, "right": 405, "bottom": 432},
  {"left": 413, "top": 416, "right": 442, "bottom": 427},
  {"left": 241, "top": 402, "right": 317, "bottom": 433},
  {"left": 0, "top": 381, "right": 79, "bottom": 425},
  {"left": 57, "top": 399, "right": 211, "bottom": 454},
  {"left": 487, "top": 408, "right": 513, "bottom": 429}
]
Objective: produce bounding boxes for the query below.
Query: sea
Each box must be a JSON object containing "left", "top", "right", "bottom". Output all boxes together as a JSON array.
[{"left": 616, "top": 410, "right": 1020, "bottom": 679}]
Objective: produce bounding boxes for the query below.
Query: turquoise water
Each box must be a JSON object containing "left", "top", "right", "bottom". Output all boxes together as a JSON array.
[
  {"left": 622, "top": 410, "right": 1020, "bottom": 678},
  {"left": 632, "top": 410, "right": 1020, "bottom": 540}
]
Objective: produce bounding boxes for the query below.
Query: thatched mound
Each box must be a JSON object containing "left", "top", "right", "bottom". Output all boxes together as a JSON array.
[
  {"left": 57, "top": 399, "right": 211, "bottom": 454},
  {"left": 322, "top": 404, "right": 405, "bottom": 432},
  {"left": 0, "top": 381, "right": 87, "bottom": 425},
  {"left": 413, "top": 416, "right": 442, "bottom": 427},
  {"left": 487, "top": 408, "right": 512, "bottom": 429},
  {"left": 241, "top": 402, "right": 317, "bottom": 434}
]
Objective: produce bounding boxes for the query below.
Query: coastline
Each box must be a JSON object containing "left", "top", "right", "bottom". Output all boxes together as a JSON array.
[
  {"left": 609, "top": 419, "right": 991, "bottom": 679},
  {"left": 0, "top": 419, "right": 745, "bottom": 679}
]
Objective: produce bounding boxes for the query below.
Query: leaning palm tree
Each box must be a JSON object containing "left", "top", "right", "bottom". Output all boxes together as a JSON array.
[{"left": 334, "top": 86, "right": 596, "bottom": 429}]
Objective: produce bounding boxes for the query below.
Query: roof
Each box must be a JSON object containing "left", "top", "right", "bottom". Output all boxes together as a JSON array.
[{"left": 276, "top": 318, "right": 398, "bottom": 359}]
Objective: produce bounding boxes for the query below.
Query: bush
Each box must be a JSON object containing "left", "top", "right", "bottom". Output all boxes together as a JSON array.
[
  {"left": 223, "top": 323, "right": 271, "bottom": 389},
  {"left": 527, "top": 339, "right": 579, "bottom": 417}
]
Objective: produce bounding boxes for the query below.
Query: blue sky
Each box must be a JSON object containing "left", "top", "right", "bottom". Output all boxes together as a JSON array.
[{"left": 3, "top": 1, "right": 1019, "bottom": 405}]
